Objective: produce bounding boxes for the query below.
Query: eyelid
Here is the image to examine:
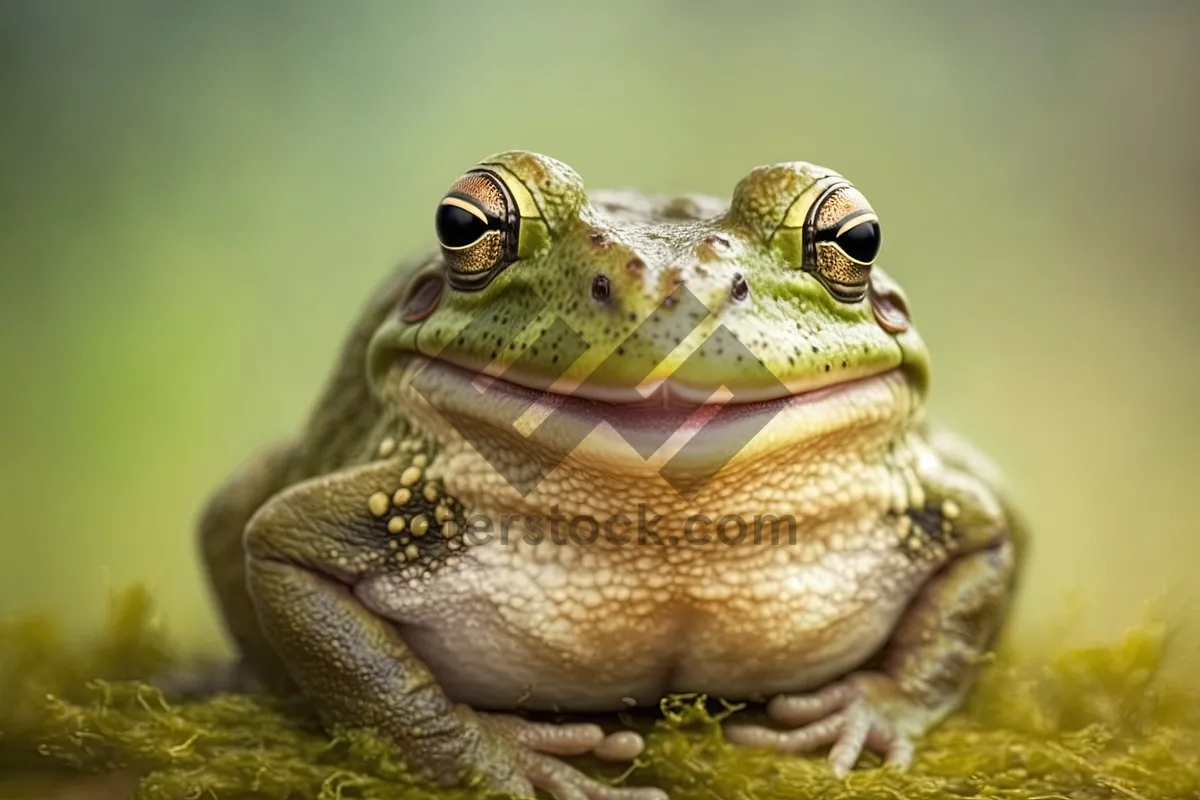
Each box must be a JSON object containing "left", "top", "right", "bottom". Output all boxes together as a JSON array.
[
  {"left": 835, "top": 211, "right": 879, "bottom": 238},
  {"left": 439, "top": 195, "right": 489, "bottom": 224}
]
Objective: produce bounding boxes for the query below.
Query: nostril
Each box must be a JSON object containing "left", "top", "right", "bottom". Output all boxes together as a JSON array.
[
  {"left": 591, "top": 273, "right": 612, "bottom": 302},
  {"left": 731, "top": 273, "right": 749, "bottom": 302},
  {"left": 401, "top": 273, "right": 444, "bottom": 323}
]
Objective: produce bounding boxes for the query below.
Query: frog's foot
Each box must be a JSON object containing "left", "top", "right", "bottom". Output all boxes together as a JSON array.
[
  {"left": 724, "top": 671, "right": 932, "bottom": 778},
  {"left": 479, "top": 713, "right": 666, "bottom": 800}
]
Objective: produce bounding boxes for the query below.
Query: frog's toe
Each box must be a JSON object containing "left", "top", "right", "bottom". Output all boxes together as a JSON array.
[
  {"left": 485, "top": 713, "right": 605, "bottom": 756},
  {"left": 478, "top": 714, "right": 661, "bottom": 800},
  {"left": 523, "top": 753, "right": 667, "bottom": 800},
  {"left": 592, "top": 730, "right": 646, "bottom": 762},
  {"left": 724, "top": 671, "right": 926, "bottom": 777},
  {"left": 482, "top": 713, "right": 645, "bottom": 761}
]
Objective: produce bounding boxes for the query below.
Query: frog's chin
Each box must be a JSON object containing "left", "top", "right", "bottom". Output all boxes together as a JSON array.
[{"left": 394, "top": 355, "right": 914, "bottom": 478}]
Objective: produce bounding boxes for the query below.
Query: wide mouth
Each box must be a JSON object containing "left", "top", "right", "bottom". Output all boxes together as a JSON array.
[
  {"left": 396, "top": 353, "right": 912, "bottom": 497},
  {"left": 401, "top": 353, "right": 907, "bottom": 441}
]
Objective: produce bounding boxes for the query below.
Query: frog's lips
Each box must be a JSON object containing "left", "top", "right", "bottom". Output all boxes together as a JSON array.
[{"left": 401, "top": 354, "right": 904, "bottom": 438}]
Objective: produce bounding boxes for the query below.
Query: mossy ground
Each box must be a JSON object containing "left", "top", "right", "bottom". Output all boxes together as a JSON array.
[{"left": 1, "top": 589, "right": 1198, "bottom": 799}]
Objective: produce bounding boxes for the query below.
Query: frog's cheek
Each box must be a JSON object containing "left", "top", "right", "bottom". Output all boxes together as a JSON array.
[
  {"left": 367, "top": 306, "right": 454, "bottom": 398},
  {"left": 365, "top": 318, "right": 412, "bottom": 397},
  {"left": 867, "top": 270, "right": 930, "bottom": 396},
  {"left": 879, "top": 307, "right": 930, "bottom": 397},
  {"left": 896, "top": 329, "right": 931, "bottom": 397}
]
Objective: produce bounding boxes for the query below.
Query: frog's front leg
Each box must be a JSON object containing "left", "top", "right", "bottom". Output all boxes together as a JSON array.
[
  {"left": 725, "top": 455, "right": 1020, "bottom": 776},
  {"left": 244, "top": 455, "right": 664, "bottom": 800}
]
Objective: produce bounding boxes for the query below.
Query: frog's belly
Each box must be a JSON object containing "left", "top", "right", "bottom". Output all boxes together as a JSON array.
[{"left": 354, "top": 546, "right": 930, "bottom": 711}]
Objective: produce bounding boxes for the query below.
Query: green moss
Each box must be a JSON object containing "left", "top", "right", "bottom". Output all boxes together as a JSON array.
[{"left": 2, "top": 588, "right": 1198, "bottom": 799}]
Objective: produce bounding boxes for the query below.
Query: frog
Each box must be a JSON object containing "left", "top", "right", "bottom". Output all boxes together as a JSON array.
[{"left": 197, "top": 151, "right": 1022, "bottom": 799}]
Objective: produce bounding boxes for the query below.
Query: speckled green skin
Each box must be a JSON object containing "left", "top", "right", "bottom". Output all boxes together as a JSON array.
[{"left": 198, "top": 152, "right": 1022, "bottom": 799}]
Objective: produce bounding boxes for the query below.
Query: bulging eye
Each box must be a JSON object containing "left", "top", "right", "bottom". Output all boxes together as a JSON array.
[
  {"left": 803, "top": 183, "right": 880, "bottom": 303},
  {"left": 435, "top": 201, "right": 489, "bottom": 249},
  {"left": 834, "top": 217, "right": 880, "bottom": 264},
  {"left": 435, "top": 170, "right": 519, "bottom": 291}
]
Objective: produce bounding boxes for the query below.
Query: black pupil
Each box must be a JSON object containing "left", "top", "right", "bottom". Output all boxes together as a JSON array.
[
  {"left": 836, "top": 219, "right": 881, "bottom": 263},
  {"left": 436, "top": 202, "right": 490, "bottom": 249}
]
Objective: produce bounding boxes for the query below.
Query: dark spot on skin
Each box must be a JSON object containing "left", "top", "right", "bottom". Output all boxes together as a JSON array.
[
  {"left": 824, "top": 364, "right": 831, "bottom": 372},
  {"left": 591, "top": 274, "right": 611, "bottom": 302},
  {"left": 841, "top": 360, "right": 848, "bottom": 368},
  {"left": 626, "top": 258, "right": 645, "bottom": 275},
  {"left": 401, "top": 273, "right": 444, "bottom": 323},
  {"left": 898, "top": 501, "right": 962, "bottom": 562},
  {"left": 705, "top": 234, "right": 731, "bottom": 251},
  {"left": 730, "top": 273, "right": 749, "bottom": 302},
  {"left": 811, "top": 345, "right": 820, "bottom": 353},
  {"left": 589, "top": 231, "right": 611, "bottom": 248}
]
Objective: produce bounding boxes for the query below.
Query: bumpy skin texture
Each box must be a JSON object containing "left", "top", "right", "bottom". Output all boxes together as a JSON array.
[{"left": 198, "top": 151, "right": 1023, "bottom": 798}]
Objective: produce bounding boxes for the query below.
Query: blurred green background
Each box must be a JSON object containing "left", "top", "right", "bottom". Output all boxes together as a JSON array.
[{"left": 1, "top": 1, "right": 1197, "bottom": 657}]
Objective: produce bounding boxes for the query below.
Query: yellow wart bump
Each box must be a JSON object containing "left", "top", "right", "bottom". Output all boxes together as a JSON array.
[
  {"left": 411, "top": 515, "right": 430, "bottom": 537},
  {"left": 903, "top": 468, "right": 926, "bottom": 509},
  {"left": 404, "top": 544, "right": 420, "bottom": 561},
  {"left": 412, "top": 453, "right": 429, "bottom": 468},
  {"left": 435, "top": 504, "right": 452, "bottom": 523},
  {"left": 378, "top": 437, "right": 397, "bottom": 458},
  {"left": 422, "top": 483, "right": 440, "bottom": 503},
  {"left": 387, "top": 517, "right": 407, "bottom": 534},
  {"left": 942, "top": 499, "right": 961, "bottom": 519},
  {"left": 368, "top": 492, "right": 390, "bottom": 518},
  {"left": 393, "top": 488, "right": 412, "bottom": 506},
  {"left": 400, "top": 466, "right": 423, "bottom": 487},
  {"left": 442, "top": 520, "right": 459, "bottom": 538}
]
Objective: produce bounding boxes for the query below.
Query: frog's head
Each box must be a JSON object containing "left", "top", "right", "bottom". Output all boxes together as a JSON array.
[{"left": 369, "top": 151, "right": 929, "bottom": 491}]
